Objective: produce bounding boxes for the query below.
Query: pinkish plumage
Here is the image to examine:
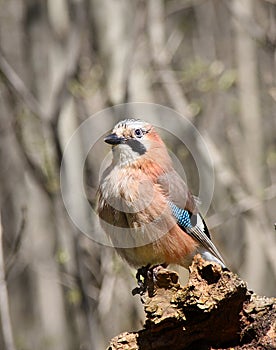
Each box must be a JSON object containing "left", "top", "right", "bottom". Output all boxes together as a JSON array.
[{"left": 97, "top": 119, "right": 225, "bottom": 269}]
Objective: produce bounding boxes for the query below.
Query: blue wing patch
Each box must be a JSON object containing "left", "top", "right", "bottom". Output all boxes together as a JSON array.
[
  {"left": 169, "top": 201, "right": 211, "bottom": 239},
  {"left": 168, "top": 202, "right": 192, "bottom": 228},
  {"left": 168, "top": 202, "right": 224, "bottom": 265}
]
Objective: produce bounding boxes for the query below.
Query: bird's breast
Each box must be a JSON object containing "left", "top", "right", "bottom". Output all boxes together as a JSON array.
[
  {"left": 99, "top": 165, "right": 157, "bottom": 214},
  {"left": 97, "top": 165, "right": 199, "bottom": 268}
]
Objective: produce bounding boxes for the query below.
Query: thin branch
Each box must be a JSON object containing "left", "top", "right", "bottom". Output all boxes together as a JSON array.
[
  {"left": 207, "top": 184, "right": 276, "bottom": 270},
  {"left": 122, "top": 0, "right": 148, "bottom": 102},
  {"left": 166, "top": 0, "right": 208, "bottom": 17},
  {"left": 207, "top": 183, "right": 276, "bottom": 229},
  {"left": 0, "top": 49, "right": 47, "bottom": 119},
  {"left": 48, "top": 2, "right": 84, "bottom": 167},
  {"left": 0, "top": 214, "right": 17, "bottom": 350},
  {"left": 0, "top": 0, "right": 84, "bottom": 184},
  {"left": 6, "top": 207, "right": 27, "bottom": 276},
  {"left": 0, "top": 5, "right": 83, "bottom": 188},
  {"left": 0, "top": 51, "right": 53, "bottom": 196},
  {"left": 148, "top": 0, "right": 192, "bottom": 117},
  {"left": 222, "top": 0, "right": 276, "bottom": 49},
  {"left": 49, "top": 20, "right": 83, "bottom": 165},
  {"left": 12, "top": 119, "right": 52, "bottom": 197},
  {"left": 48, "top": 3, "right": 84, "bottom": 127}
]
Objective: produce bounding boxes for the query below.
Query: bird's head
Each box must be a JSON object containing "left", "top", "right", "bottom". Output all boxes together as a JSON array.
[{"left": 104, "top": 118, "right": 168, "bottom": 166}]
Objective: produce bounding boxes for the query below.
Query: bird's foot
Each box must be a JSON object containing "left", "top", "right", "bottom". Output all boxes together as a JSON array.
[
  {"left": 132, "top": 263, "right": 167, "bottom": 296},
  {"left": 132, "top": 264, "right": 150, "bottom": 296}
]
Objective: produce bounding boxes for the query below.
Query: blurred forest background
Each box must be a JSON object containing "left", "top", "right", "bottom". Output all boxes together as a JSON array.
[{"left": 0, "top": 0, "right": 275, "bottom": 349}]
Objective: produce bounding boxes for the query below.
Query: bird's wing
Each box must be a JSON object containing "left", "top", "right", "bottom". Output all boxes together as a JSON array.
[
  {"left": 157, "top": 170, "right": 196, "bottom": 212},
  {"left": 169, "top": 201, "right": 224, "bottom": 263},
  {"left": 185, "top": 219, "right": 225, "bottom": 264},
  {"left": 158, "top": 170, "right": 225, "bottom": 264}
]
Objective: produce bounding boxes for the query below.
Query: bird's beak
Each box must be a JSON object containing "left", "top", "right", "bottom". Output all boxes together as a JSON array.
[{"left": 104, "top": 133, "right": 125, "bottom": 145}]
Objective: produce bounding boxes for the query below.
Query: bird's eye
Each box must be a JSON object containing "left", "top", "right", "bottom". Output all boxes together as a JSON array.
[{"left": 134, "top": 128, "right": 143, "bottom": 138}]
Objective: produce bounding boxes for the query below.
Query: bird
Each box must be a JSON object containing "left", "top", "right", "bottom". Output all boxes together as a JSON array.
[{"left": 97, "top": 118, "right": 225, "bottom": 275}]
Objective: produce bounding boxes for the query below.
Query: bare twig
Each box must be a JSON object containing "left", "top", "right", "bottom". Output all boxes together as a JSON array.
[
  {"left": 0, "top": 214, "right": 17, "bottom": 350},
  {"left": 49, "top": 22, "right": 83, "bottom": 165},
  {"left": 148, "top": 0, "right": 192, "bottom": 117},
  {"left": 121, "top": 0, "right": 147, "bottom": 102},
  {"left": 12, "top": 120, "right": 52, "bottom": 197},
  {"left": 6, "top": 207, "right": 27, "bottom": 276},
  {"left": 207, "top": 183, "right": 276, "bottom": 229},
  {"left": 0, "top": 0, "right": 84, "bottom": 179},
  {"left": 207, "top": 183, "right": 276, "bottom": 270},
  {"left": 48, "top": 4, "right": 84, "bottom": 127},
  {"left": 0, "top": 50, "right": 52, "bottom": 195},
  {"left": 222, "top": 0, "right": 276, "bottom": 49},
  {"left": 0, "top": 49, "right": 47, "bottom": 119},
  {"left": 0, "top": 5, "right": 83, "bottom": 187},
  {"left": 166, "top": 0, "right": 208, "bottom": 17}
]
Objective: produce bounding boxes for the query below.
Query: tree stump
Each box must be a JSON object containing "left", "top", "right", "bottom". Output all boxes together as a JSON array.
[{"left": 107, "top": 255, "right": 276, "bottom": 350}]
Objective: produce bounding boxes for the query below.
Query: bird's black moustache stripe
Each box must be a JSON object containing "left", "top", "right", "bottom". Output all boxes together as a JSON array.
[
  {"left": 127, "top": 139, "right": 146, "bottom": 155},
  {"left": 105, "top": 132, "right": 146, "bottom": 155}
]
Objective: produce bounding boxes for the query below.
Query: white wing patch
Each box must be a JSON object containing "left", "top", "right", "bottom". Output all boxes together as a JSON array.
[{"left": 195, "top": 213, "right": 205, "bottom": 232}]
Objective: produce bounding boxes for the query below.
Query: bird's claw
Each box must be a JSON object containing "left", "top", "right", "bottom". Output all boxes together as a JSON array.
[
  {"left": 132, "top": 264, "right": 150, "bottom": 296},
  {"left": 132, "top": 264, "right": 167, "bottom": 296}
]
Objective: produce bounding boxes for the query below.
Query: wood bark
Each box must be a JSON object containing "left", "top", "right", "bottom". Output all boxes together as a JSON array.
[{"left": 108, "top": 256, "right": 276, "bottom": 350}]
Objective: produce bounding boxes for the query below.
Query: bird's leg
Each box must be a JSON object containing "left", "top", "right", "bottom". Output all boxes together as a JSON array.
[
  {"left": 151, "top": 263, "right": 168, "bottom": 282},
  {"left": 136, "top": 264, "right": 151, "bottom": 284},
  {"left": 132, "top": 264, "right": 151, "bottom": 296},
  {"left": 132, "top": 263, "right": 168, "bottom": 296},
  {"left": 147, "top": 263, "right": 168, "bottom": 296}
]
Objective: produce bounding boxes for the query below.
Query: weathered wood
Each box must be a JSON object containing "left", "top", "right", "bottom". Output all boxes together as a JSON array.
[{"left": 107, "top": 255, "right": 276, "bottom": 350}]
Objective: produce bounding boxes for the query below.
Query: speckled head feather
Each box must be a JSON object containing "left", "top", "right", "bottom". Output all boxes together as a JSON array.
[
  {"left": 104, "top": 118, "right": 166, "bottom": 166},
  {"left": 111, "top": 118, "right": 152, "bottom": 139}
]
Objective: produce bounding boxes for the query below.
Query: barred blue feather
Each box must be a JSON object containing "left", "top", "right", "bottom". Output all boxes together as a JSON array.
[
  {"left": 168, "top": 201, "right": 225, "bottom": 266},
  {"left": 168, "top": 201, "right": 192, "bottom": 228}
]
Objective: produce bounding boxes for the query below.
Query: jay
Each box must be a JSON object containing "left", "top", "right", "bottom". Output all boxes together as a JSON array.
[{"left": 97, "top": 119, "right": 225, "bottom": 276}]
